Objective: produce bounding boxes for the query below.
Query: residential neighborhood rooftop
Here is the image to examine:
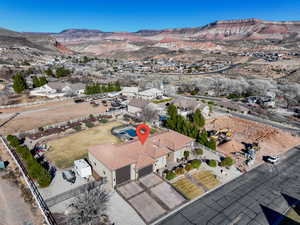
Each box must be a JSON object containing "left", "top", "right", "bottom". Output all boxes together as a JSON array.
[{"left": 88, "top": 130, "right": 194, "bottom": 170}]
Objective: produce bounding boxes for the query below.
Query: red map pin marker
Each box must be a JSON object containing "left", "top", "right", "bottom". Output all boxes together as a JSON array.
[{"left": 136, "top": 124, "right": 150, "bottom": 145}]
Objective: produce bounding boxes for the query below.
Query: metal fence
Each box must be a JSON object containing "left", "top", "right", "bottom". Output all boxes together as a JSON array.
[
  {"left": 0, "top": 97, "right": 70, "bottom": 109},
  {"left": 0, "top": 136, "right": 57, "bottom": 225},
  {"left": 45, "top": 179, "right": 105, "bottom": 208},
  {"left": 17, "top": 109, "right": 125, "bottom": 137}
]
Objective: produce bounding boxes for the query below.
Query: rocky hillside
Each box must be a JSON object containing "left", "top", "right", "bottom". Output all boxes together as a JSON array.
[
  {"left": 0, "top": 27, "right": 70, "bottom": 53},
  {"left": 50, "top": 18, "right": 300, "bottom": 56}
]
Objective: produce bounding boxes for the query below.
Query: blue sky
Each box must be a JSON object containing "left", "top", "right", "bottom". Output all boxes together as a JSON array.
[{"left": 1, "top": 0, "right": 300, "bottom": 32}]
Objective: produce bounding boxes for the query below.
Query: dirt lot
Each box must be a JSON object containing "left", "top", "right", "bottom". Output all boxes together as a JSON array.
[
  {"left": 45, "top": 121, "right": 122, "bottom": 168},
  {"left": 206, "top": 116, "right": 300, "bottom": 165},
  {"left": 0, "top": 100, "right": 108, "bottom": 135},
  {"left": 0, "top": 143, "right": 43, "bottom": 225}
]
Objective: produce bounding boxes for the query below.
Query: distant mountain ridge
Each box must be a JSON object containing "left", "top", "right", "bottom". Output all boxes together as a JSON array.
[{"left": 1, "top": 18, "right": 299, "bottom": 57}]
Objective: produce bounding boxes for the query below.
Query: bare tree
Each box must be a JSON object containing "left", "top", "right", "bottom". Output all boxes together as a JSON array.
[
  {"left": 66, "top": 185, "right": 110, "bottom": 225},
  {"left": 140, "top": 103, "right": 159, "bottom": 122}
]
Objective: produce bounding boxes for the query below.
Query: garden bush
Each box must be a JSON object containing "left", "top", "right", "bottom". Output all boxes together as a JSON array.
[
  {"left": 166, "top": 171, "right": 176, "bottom": 180},
  {"left": 220, "top": 157, "right": 235, "bottom": 167},
  {"left": 183, "top": 151, "right": 190, "bottom": 159},
  {"left": 185, "top": 163, "right": 193, "bottom": 172},
  {"left": 100, "top": 119, "right": 108, "bottom": 123},
  {"left": 191, "top": 159, "right": 201, "bottom": 168},
  {"left": 85, "top": 121, "right": 94, "bottom": 128},
  {"left": 208, "top": 159, "right": 217, "bottom": 168},
  {"left": 195, "top": 148, "right": 203, "bottom": 155},
  {"left": 73, "top": 125, "right": 81, "bottom": 131},
  {"left": 175, "top": 167, "right": 185, "bottom": 175}
]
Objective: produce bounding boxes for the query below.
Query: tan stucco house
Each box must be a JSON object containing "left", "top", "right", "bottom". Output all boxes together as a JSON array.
[{"left": 88, "top": 130, "right": 194, "bottom": 188}]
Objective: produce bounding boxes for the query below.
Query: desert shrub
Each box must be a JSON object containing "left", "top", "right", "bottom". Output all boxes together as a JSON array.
[
  {"left": 100, "top": 119, "right": 108, "bottom": 123},
  {"left": 185, "top": 163, "right": 193, "bottom": 172},
  {"left": 73, "top": 125, "right": 81, "bottom": 131},
  {"left": 175, "top": 167, "right": 185, "bottom": 175},
  {"left": 166, "top": 171, "right": 176, "bottom": 180},
  {"left": 220, "top": 157, "right": 235, "bottom": 167},
  {"left": 191, "top": 159, "right": 201, "bottom": 168},
  {"left": 208, "top": 159, "right": 217, "bottom": 168},
  {"left": 183, "top": 151, "right": 190, "bottom": 159},
  {"left": 85, "top": 121, "right": 94, "bottom": 128},
  {"left": 195, "top": 148, "right": 203, "bottom": 155},
  {"left": 150, "top": 128, "right": 157, "bottom": 134}
]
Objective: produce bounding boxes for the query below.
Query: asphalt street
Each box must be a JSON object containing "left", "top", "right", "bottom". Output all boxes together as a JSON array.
[{"left": 157, "top": 146, "right": 300, "bottom": 225}]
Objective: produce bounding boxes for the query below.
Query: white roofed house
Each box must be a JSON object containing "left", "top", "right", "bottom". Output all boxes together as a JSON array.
[
  {"left": 172, "top": 97, "right": 210, "bottom": 118},
  {"left": 62, "top": 83, "right": 86, "bottom": 96},
  {"left": 30, "top": 82, "right": 85, "bottom": 98},
  {"left": 138, "top": 88, "right": 163, "bottom": 100},
  {"left": 121, "top": 87, "right": 139, "bottom": 98}
]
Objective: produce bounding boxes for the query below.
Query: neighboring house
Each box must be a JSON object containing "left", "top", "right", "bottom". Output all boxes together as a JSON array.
[
  {"left": 88, "top": 130, "right": 194, "bottom": 188},
  {"left": 127, "top": 98, "right": 150, "bottom": 116},
  {"left": 30, "top": 82, "right": 85, "bottom": 98},
  {"left": 138, "top": 88, "right": 163, "bottom": 100},
  {"left": 172, "top": 97, "right": 210, "bottom": 118},
  {"left": 121, "top": 87, "right": 139, "bottom": 98}
]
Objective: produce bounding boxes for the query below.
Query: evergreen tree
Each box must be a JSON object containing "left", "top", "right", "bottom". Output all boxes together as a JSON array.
[
  {"left": 193, "top": 109, "right": 205, "bottom": 127},
  {"left": 45, "top": 68, "right": 54, "bottom": 76},
  {"left": 13, "top": 73, "right": 27, "bottom": 93},
  {"left": 167, "top": 104, "right": 178, "bottom": 118},
  {"left": 32, "top": 76, "right": 48, "bottom": 88},
  {"left": 207, "top": 138, "right": 217, "bottom": 150},
  {"left": 39, "top": 77, "right": 48, "bottom": 86},
  {"left": 115, "top": 81, "right": 121, "bottom": 91}
]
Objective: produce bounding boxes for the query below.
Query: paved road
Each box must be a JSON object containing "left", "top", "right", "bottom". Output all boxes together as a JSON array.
[{"left": 157, "top": 146, "right": 300, "bottom": 225}]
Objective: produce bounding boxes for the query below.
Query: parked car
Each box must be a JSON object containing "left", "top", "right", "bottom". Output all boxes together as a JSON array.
[
  {"left": 265, "top": 156, "right": 280, "bottom": 164},
  {"left": 62, "top": 170, "right": 76, "bottom": 184}
]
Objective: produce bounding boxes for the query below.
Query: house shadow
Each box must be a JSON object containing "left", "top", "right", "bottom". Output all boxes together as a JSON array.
[
  {"left": 282, "top": 193, "right": 300, "bottom": 216},
  {"left": 260, "top": 204, "right": 300, "bottom": 225}
]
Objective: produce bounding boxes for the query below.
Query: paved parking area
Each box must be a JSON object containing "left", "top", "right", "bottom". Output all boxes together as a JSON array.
[
  {"left": 151, "top": 182, "right": 186, "bottom": 209},
  {"left": 157, "top": 146, "right": 300, "bottom": 225},
  {"left": 129, "top": 192, "right": 166, "bottom": 223},
  {"left": 140, "top": 173, "right": 163, "bottom": 188},
  {"left": 39, "top": 170, "right": 90, "bottom": 200},
  {"left": 117, "top": 181, "right": 144, "bottom": 199}
]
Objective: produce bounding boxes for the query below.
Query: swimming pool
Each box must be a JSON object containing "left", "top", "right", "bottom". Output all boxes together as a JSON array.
[{"left": 124, "top": 129, "right": 137, "bottom": 137}]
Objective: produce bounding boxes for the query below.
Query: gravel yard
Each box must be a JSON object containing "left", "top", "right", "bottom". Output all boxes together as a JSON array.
[{"left": 172, "top": 177, "right": 204, "bottom": 200}]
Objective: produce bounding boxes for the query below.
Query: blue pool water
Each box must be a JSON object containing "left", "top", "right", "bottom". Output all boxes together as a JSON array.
[{"left": 125, "top": 129, "right": 137, "bottom": 137}]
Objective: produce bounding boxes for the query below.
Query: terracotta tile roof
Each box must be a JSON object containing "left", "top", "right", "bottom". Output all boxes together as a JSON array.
[{"left": 88, "top": 130, "right": 194, "bottom": 171}]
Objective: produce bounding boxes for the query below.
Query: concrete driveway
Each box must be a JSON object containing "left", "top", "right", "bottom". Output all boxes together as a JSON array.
[{"left": 117, "top": 174, "right": 185, "bottom": 224}]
